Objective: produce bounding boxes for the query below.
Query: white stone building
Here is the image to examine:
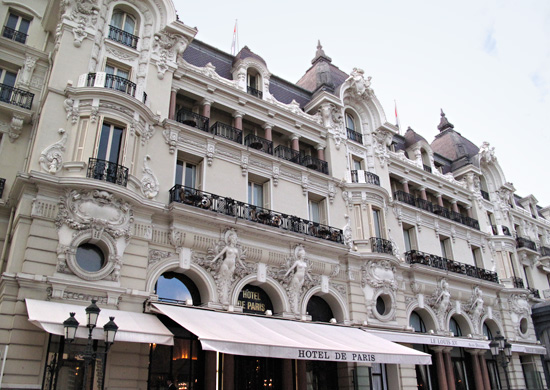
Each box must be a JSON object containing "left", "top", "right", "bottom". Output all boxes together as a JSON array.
[{"left": 0, "top": 1, "right": 548, "bottom": 389}]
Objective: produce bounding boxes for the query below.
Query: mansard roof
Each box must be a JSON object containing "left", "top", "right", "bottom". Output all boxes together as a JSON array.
[
  {"left": 431, "top": 110, "right": 479, "bottom": 162},
  {"left": 404, "top": 126, "right": 428, "bottom": 148},
  {"left": 233, "top": 46, "right": 267, "bottom": 67}
]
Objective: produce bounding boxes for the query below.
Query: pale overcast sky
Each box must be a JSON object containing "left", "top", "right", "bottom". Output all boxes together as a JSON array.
[{"left": 174, "top": 0, "right": 550, "bottom": 206}]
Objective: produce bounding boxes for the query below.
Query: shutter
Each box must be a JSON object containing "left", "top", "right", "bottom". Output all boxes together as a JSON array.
[
  {"left": 195, "top": 161, "right": 203, "bottom": 190},
  {"left": 74, "top": 118, "right": 90, "bottom": 161},
  {"left": 263, "top": 180, "right": 271, "bottom": 210},
  {"left": 319, "top": 198, "right": 327, "bottom": 225},
  {"left": 353, "top": 205, "right": 363, "bottom": 239}
]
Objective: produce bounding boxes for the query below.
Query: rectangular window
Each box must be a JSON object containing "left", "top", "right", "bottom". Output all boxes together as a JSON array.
[
  {"left": 472, "top": 247, "right": 482, "bottom": 268},
  {"left": 403, "top": 227, "right": 416, "bottom": 252},
  {"left": 308, "top": 195, "right": 327, "bottom": 225},
  {"left": 309, "top": 200, "right": 320, "bottom": 223},
  {"left": 352, "top": 158, "right": 362, "bottom": 171},
  {"left": 175, "top": 160, "right": 197, "bottom": 189},
  {"left": 370, "top": 363, "right": 388, "bottom": 390},
  {"left": 97, "top": 122, "right": 124, "bottom": 163},
  {"left": 248, "top": 181, "right": 263, "bottom": 207},
  {"left": 372, "top": 209, "right": 382, "bottom": 238},
  {"left": 3, "top": 12, "right": 30, "bottom": 43},
  {"left": 440, "top": 238, "right": 451, "bottom": 259},
  {"left": 0, "top": 68, "right": 17, "bottom": 103}
]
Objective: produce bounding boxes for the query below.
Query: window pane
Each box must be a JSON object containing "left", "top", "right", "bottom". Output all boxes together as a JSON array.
[
  {"left": 373, "top": 209, "right": 381, "bottom": 238},
  {"left": 116, "top": 68, "right": 129, "bottom": 79},
  {"left": 2, "top": 71, "right": 17, "bottom": 87},
  {"left": 175, "top": 160, "right": 184, "bottom": 185},
  {"left": 440, "top": 240, "right": 447, "bottom": 258},
  {"left": 123, "top": 15, "right": 135, "bottom": 34},
  {"left": 6, "top": 14, "right": 18, "bottom": 29},
  {"left": 18, "top": 18, "right": 30, "bottom": 34},
  {"left": 108, "top": 126, "right": 123, "bottom": 163},
  {"left": 346, "top": 113, "right": 355, "bottom": 131},
  {"left": 111, "top": 12, "right": 123, "bottom": 28},
  {"left": 97, "top": 123, "right": 112, "bottom": 161},
  {"left": 254, "top": 183, "right": 263, "bottom": 207},
  {"left": 403, "top": 229, "right": 411, "bottom": 252},
  {"left": 184, "top": 163, "right": 196, "bottom": 188},
  {"left": 353, "top": 159, "right": 362, "bottom": 170},
  {"left": 309, "top": 201, "right": 320, "bottom": 223}
]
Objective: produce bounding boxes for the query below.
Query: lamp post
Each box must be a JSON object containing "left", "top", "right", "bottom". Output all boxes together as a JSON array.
[
  {"left": 489, "top": 330, "right": 512, "bottom": 390},
  {"left": 62, "top": 300, "right": 118, "bottom": 390}
]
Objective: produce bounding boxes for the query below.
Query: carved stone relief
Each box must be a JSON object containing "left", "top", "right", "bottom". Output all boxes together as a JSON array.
[
  {"left": 39, "top": 128, "right": 67, "bottom": 174},
  {"left": 141, "top": 155, "right": 159, "bottom": 199}
]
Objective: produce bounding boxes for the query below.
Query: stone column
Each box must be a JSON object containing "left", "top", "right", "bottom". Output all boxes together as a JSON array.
[
  {"left": 431, "top": 347, "right": 449, "bottom": 390},
  {"left": 263, "top": 122, "right": 273, "bottom": 141},
  {"left": 282, "top": 359, "right": 294, "bottom": 390},
  {"left": 296, "top": 360, "right": 307, "bottom": 390},
  {"left": 436, "top": 193, "right": 444, "bottom": 207},
  {"left": 316, "top": 145, "right": 325, "bottom": 161},
  {"left": 401, "top": 179, "right": 410, "bottom": 194},
  {"left": 222, "top": 354, "right": 234, "bottom": 390},
  {"left": 419, "top": 187, "right": 427, "bottom": 201},
  {"left": 169, "top": 89, "right": 177, "bottom": 120},
  {"left": 479, "top": 353, "right": 491, "bottom": 390},
  {"left": 204, "top": 351, "right": 217, "bottom": 390},
  {"left": 467, "top": 349, "right": 485, "bottom": 390},
  {"left": 443, "top": 348, "right": 456, "bottom": 390},
  {"left": 451, "top": 200, "right": 459, "bottom": 213},
  {"left": 202, "top": 98, "right": 213, "bottom": 119},
  {"left": 233, "top": 110, "right": 244, "bottom": 130},
  {"left": 291, "top": 135, "right": 300, "bottom": 152},
  {"left": 466, "top": 205, "right": 473, "bottom": 218}
]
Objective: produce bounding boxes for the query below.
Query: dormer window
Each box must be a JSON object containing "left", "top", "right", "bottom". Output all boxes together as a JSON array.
[
  {"left": 109, "top": 10, "right": 138, "bottom": 49},
  {"left": 247, "top": 70, "right": 262, "bottom": 98},
  {"left": 3, "top": 12, "right": 30, "bottom": 44},
  {"left": 345, "top": 111, "right": 363, "bottom": 144}
]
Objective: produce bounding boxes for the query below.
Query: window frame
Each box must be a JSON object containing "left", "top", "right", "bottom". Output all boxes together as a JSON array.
[
  {"left": 96, "top": 122, "right": 125, "bottom": 164},
  {"left": 3, "top": 11, "right": 31, "bottom": 43}
]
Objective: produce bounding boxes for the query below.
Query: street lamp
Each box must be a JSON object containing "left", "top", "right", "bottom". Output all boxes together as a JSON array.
[
  {"left": 62, "top": 300, "right": 118, "bottom": 390},
  {"left": 489, "top": 330, "right": 512, "bottom": 390}
]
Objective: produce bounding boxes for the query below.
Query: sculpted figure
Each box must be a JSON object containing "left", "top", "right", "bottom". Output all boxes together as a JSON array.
[
  {"left": 284, "top": 245, "right": 311, "bottom": 314},
  {"left": 211, "top": 230, "right": 246, "bottom": 304},
  {"left": 469, "top": 286, "right": 484, "bottom": 332},
  {"left": 350, "top": 68, "right": 374, "bottom": 98},
  {"left": 433, "top": 279, "right": 451, "bottom": 329}
]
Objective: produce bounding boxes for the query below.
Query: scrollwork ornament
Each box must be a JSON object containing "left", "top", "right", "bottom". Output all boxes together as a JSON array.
[
  {"left": 141, "top": 155, "right": 159, "bottom": 199},
  {"left": 39, "top": 128, "right": 67, "bottom": 174}
]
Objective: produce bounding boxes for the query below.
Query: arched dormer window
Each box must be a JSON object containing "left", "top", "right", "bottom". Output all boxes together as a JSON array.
[
  {"left": 421, "top": 149, "right": 432, "bottom": 173},
  {"left": 108, "top": 10, "right": 139, "bottom": 49},
  {"left": 345, "top": 110, "right": 362, "bottom": 144},
  {"left": 246, "top": 69, "right": 262, "bottom": 98}
]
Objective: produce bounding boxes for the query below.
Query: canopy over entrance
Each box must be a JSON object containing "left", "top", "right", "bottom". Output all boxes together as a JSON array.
[{"left": 152, "top": 303, "right": 431, "bottom": 365}]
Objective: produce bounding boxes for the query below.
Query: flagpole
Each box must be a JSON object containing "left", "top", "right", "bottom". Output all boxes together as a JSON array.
[
  {"left": 394, "top": 100, "right": 401, "bottom": 134},
  {"left": 231, "top": 19, "right": 239, "bottom": 55}
]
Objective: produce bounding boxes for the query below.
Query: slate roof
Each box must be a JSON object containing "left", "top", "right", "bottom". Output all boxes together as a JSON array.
[
  {"left": 233, "top": 46, "right": 267, "bottom": 67},
  {"left": 431, "top": 110, "right": 479, "bottom": 162},
  {"left": 403, "top": 126, "right": 428, "bottom": 148}
]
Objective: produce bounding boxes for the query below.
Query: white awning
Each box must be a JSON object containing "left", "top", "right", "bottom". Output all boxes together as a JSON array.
[
  {"left": 367, "top": 329, "right": 490, "bottom": 350},
  {"left": 152, "top": 303, "right": 431, "bottom": 365},
  {"left": 26, "top": 299, "right": 173, "bottom": 345},
  {"left": 511, "top": 343, "right": 546, "bottom": 355}
]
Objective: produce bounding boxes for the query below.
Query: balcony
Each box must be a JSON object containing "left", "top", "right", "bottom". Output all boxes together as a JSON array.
[
  {"left": 540, "top": 246, "right": 550, "bottom": 258},
  {"left": 351, "top": 170, "right": 380, "bottom": 186},
  {"left": 274, "top": 145, "right": 300, "bottom": 163},
  {"left": 169, "top": 184, "right": 344, "bottom": 244},
  {"left": 370, "top": 237, "right": 393, "bottom": 255},
  {"left": 480, "top": 190, "right": 490, "bottom": 201},
  {"left": 511, "top": 276, "right": 525, "bottom": 289},
  {"left": 247, "top": 86, "right": 263, "bottom": 99},
  {"left": 0, "top": 178, "right": 5, "bottom": 198},
  {"left": 416, "top": 198, "right": 433, "bottom": 213},
  {"left": 393, "top": 190, "right": 416, "bottom": 207},
  {"left": 175, "top": 108, "right": 209, "bottom": 132},
  {"left": 516, "top": 237, "right": 537, "bottom": 252},
  {"left": 432, "top": 204, "right": 451, "bottom": 219},
  {"left": 346, "top": 127, "right": 363, "bottom": 144},
  {"left": 210, "top": 122, "right": 242, "bottom": 144},
  {"left": 0, "top": 83, "right": 34, "bottom": 109},
  {"left": 245, "top": 134, "right": 273, "bottom": 155},
  {"left": 2, "top": 26, "right": 27, "bottom": 44},
  {"left": 108, "top": 25, "right": 139, "bottom": 49},
  {"left": 87, "top": 158, "right": 129, "bottom": 187},
  {"left": 405, "top": 250, "right": 499, "bottom": 283},
  {"left": 423, "top": 164, "right": 432, "bottom": 173},
  {"left": 300, "top": 155, "right": 328, "bottom": 174},
  {"left": 86, "top": 73, "right": 137, "bottom": 99}
]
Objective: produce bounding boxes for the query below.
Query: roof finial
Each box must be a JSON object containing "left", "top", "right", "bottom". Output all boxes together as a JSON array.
[
  {"left": 437, "top": 108, "right": 454, "bottom": 132},
  {"left": 312, "top": 40, "right": 332, "bottom": 64}
]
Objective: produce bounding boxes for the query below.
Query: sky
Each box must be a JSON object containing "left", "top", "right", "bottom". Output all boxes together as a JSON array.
[{"left": 173, "top": 0, "right": 550, "bottom": 205}]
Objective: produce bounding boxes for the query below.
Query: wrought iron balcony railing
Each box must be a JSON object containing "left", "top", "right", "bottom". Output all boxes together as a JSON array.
[
  {"left": 210, "top": 122, "right": 242, "bottom": 144},
  {"left": 247, "top": 86, "right": 263, "bottom": 99},
  {"left": 480, "top": 190, "right": 490, "bottom": 201},
  {"left": 405, "top": 250, "right": 499, "bottom": 283},
  {"left": 2, "top": 26, "right": 27, "bottom": 44},
  {"left": 245, "top": 134, "right": 273, "bottom": 155},
  {"left": 300, "top": 155, "right": 328, "bottom": 174},
  {"left": 87, "top": 158, "right": 129, "bottom": 187},
  {"left": 370, "top": 237, "right": 393, "bottom": 255},
  {"left": 0, "top": 83, "right": 34, "bottom": 109},
  {"left": 416, "top": 198, "right": 433, "bottom": 213},
  {"left": 274, "top": 145, "right": 301, "bottom": 163},
  {"left": 423, "top": 164, "right": 432, "bottom": 173},
  {"left": 511, "top": 276, "right": 525, "bottom": 289},
  {"left": 169, "top": 184, "right": 344, "bottom": 244},
  {"left": 175, "top": 108, "right": 210, "bottom": 132},
  {"left": 350, "top": 170, "right": 380, "bottom": 186},
  {"left": 346, "top": 127, "right": 363, "bottom": 144},
  {"left": 393, "top": 190, "right": 416, "bottom": 206},
  {"left": 516, "top": 237, "right": 537, "bottom": 251},
  {"left": 540, "top": 246, "right": 550, "bottom": 257},
  {"left": 0, "top": 178, "right": 5, "bottom": 198},
  {"left": 432, "top": 204, "right": 451, "bottom": 219},
  {"left": 108, "top": 25, "right": 139, "bottom": 49},
  {"left": 86, "top": 73, "right": 137, "bottom": 98}
]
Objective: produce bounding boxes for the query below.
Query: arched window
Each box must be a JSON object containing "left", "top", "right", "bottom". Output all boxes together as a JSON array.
[
  {"left": 345, "top": 113, "right": 355, "bottom": 132},
  {"left": 449, "top": 317, "right": 462, "bottom": 337},
  {"left": 246, "top": 69, "right": 262, "bottom": 98},
  {"left": 306, "top": 296, "right": 334, "bottom": 323},
  {"left": 483, "top": 322, "right": 493, "bottom": 340},
  {"left": 345, "top": 111, "right": 363, "bottom": 144},
  {"left": 109, "top": 10, "right": 139, "bottom": 48},
  {"left": 409, "top": 311, "right": 427, "bottom": 333},
  {"left": 155, "top": 272, "right": 201, "bottom": 306},
  {"left": 237, "top": 284, "right": 273, "bottom": 314}
]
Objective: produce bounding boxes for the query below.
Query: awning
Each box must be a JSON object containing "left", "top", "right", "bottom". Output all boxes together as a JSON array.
[
  {"left": 26, "top": 299, "right": 173, "bottom": 345},
  {"left": 152, "top": 303, "right": 431, "bottom": 365},
  {"left": 367, "top": 329, "right": 490, "bottom": 350},
  {"left": 511, "top": 343, "right": 546, "bottom": 355}
]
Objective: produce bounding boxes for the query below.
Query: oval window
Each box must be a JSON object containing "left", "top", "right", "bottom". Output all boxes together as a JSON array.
[{"left": 76, "top": 243, "right": 105, "bottom": 272}]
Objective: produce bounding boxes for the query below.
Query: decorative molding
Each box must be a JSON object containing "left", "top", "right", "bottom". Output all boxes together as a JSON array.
[
  {"left": 141, "top": 155, "right": 159, "bottom": 199},
  {"left": 39, "top": 128, "right": 67, "bottom": 174}
]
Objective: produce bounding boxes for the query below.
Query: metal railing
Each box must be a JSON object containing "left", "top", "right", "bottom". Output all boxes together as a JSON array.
[
  {"left": 416, "top": 198, "right": 433, "bottom": 213},
  {"left": 405, "top": 250, "right": 499, "bottom": 283},
  {"left": 210, "top": 122, "right": 242, "bottom": 144},
  {"left": 350, "top": 170, "right": 380, "bottom": 186},
  {"left": 108, "top": 25, "right": 139, "bottom": 49},
  {"left": 423, "top": 164, "right": 432, "bottom": 173},
  {"left": 245, "top": 134, "right": 273, "bottom": 155},
  {"left": 393, "top": 190, "right": 416, "bottom": 206},
  {"left": 432, "top": 204, "right": 451, "bottom": 219},
  {"left": 175, "top": 108, "right": 210, "bottom": 132},
  {"left": 346, "top": 127, "right": 363, "bottom": 144},
  {"left": 516, "top": 237, "right": 537, "bottom": 251},
  {"left": 87, "top": 158, "right": 129, "bottom": 187},
  {"left": 0, "top": 178, "right": 5, "bottom": 198},
  {"left": 169, "top": 184, "right": 344, "bottom": 244},
  {"left": 247, "top": 86, "right": 263, "bottom": 99},
  {"left": 511, "top": 276, "right": 525, "bottom": 289},
  {"left": 300, "top": 155, "right": 328, "bottom": 174},
  {"left": 2, "top": 26, "right": 27, "bottom": 44},
  {"left": 540, "top": 246, "right": 550, "bottom": 257},
  {"left": 0, "top": 83, "right": 34, "bottom": 109},
  {"left": 274, "top": 145, "right": 301, "bottom": 163},
  {"left": 86, "top": 73, "right": 137, "bottom": 98},
  {"left": 480, "top": 190, "right": 490, "bottom": 201},
  {"left": 370, "top": 237, "right": 393, "bottom": 254}
]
